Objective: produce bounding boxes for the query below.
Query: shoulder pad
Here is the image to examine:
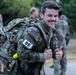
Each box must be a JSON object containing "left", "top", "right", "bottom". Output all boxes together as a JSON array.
[
  {"left": 22, "top": 17, "right": 31, "bottom": 25},
  {"left": 5, "top": 18, "right": 24, "bottom": 32},
  {"left": 23, "top": 26, "right": 42, "bottom": 42},
  {"left": 33, "top": 22, "right": 47, "bottom": 41}
]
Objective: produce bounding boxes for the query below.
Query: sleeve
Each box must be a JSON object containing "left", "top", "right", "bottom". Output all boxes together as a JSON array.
[
  {"left": 55, "top": 20, "right": 65, "bottom": 39},
  {"left": 56, "top": 28, "right": 65, "bottom": 39},
  {"left": 17, "top": 27, "right": 45, "bottom": 62},
  {"left": 62, "top": 20, "right": 68, "bottom": 37}
]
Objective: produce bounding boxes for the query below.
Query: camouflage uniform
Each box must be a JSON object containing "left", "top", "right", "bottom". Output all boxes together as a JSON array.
[
  {"left": 61, "top": 15, "right": 70, "bottom": 46},
  {"left": 17, "top": 20, "right": 59, "bottom": 75},
  {"left": 53, "top": 15, "right": 69, "bottom": 75}
]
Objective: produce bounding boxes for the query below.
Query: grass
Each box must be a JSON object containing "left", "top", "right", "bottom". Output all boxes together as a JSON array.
[{"left": 67, "top": 53, "right": 76, "bottom": 63}]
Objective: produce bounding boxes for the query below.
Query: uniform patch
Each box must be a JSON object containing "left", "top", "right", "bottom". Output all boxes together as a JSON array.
[{"left": 22, "top": 39, "right": 33, "bottom": 49}]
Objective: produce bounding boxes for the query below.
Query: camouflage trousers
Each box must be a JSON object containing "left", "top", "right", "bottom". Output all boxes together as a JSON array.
[{"left": 53, "top": 48, "right": 67, "bottom": 75}]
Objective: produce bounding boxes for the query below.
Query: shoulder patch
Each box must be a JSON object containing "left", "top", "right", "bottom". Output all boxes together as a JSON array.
[{"left": 22, "top": 39, "right": 33, "bottom": 49}]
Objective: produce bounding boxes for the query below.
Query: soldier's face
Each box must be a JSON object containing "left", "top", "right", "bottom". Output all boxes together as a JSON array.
[
  {"left": 41, "top": 8, "right": 58, "bottom": 27},
  {"left": 33, "top": 10, "right": 39, "bottom": 17}
]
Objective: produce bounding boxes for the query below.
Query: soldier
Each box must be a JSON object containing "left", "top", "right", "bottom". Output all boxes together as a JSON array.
[
  {"left": 16, "top": 1, "right": 63, "bottom": 75},
  {"left": 61, "top": 15, "right": 70, "bottom": 46},
  {"left": 53, "top": 10, "right": 69, "bottom": 75},
  {"left": 28, "top": 7, "right": 40, "bottom": 24},
  {"left": 30, "top": 7, "right": 39, "bottom": 18}
]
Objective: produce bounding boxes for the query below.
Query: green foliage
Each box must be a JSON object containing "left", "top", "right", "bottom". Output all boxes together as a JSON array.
[
  {"left": 0, "top": 0, "right": 32, "bottom": 16},
  {"left": 59, "top": 0, "right": 76, "bottom": 34},
  {"left": 0, "top": 0, "right": 33, "bottom": 25},
  {"left": 32, "top": 0, "right": 44, "bottom": 8},
  {"left": 1, "top": 0, "right": 75, "bottom": 35}
]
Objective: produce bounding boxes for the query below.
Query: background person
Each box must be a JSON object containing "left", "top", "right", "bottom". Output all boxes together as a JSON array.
[{"left": 53, "top": 9, "right": 69, "bottom": 75}]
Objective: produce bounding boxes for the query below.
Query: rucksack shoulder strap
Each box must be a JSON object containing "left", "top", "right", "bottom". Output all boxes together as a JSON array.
[{"left": 33, "top": 22, "right": 47, "bottom": 42}]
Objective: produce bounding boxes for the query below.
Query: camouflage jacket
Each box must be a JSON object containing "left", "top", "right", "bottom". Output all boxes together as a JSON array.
[
  {"left": 55, "top": 17, "right": 69, "bottom": 48},
  {"left": 17, "top": 20, "right": 58, "bottom": 75}
]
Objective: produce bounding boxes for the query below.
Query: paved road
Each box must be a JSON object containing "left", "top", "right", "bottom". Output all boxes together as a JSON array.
[{"left": 44, "top": 62, "right": 76, "bottom": 75}]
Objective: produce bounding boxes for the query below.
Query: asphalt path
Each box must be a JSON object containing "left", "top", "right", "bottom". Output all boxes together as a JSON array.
[{"left": 44, "top": 62, "right": 76, "bottom": 75}]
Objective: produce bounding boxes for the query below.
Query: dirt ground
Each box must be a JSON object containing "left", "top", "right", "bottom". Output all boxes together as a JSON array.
[
  {"left": 66, "top": 39, "right": 76, "bottom": 63},
  {"left": 45, "top": 39, "right": 76, "bottom": 66},
  {"left": 67, "top": 39, "right": 76, "bottom": 54}
]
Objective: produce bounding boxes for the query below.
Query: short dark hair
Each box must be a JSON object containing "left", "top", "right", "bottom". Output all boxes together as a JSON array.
[
  {"left": 30, "top": 7, "right": 38, "bottom": 14},
  {"left": 41, "top": 1, "right": 60, "bottom": 14}
]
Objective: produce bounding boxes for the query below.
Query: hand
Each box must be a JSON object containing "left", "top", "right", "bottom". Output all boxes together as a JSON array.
[
  {"left": 55, "top": 46, "right": 63, "bottom": 60},
  {"left": 55, "top": 50, "right": 63, "bottom": 60},
  {"left": 44, "top": 47, "right": 52, "bottom": 60}
]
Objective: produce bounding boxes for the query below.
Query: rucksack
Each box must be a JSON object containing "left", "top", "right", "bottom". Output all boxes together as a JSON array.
[
  {"left": 0, "top": 17, "right": 33, "bottom": 74},
  {"left": 0, "top": 17, "right": 41, "bottom": 75}
]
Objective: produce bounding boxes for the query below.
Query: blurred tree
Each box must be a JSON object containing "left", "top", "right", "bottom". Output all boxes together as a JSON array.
[
  {"left": 59, "top": 0, "right": 76, "bottom": 35},
  {"left": 0, "top": 0, "right": 32, "bottom": 25},
  {"left": 32, "top": 0, "right": 44, "bottom": 8},
  {"left": 1, "top": 0, "right": 75, "bottom": 36}
]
